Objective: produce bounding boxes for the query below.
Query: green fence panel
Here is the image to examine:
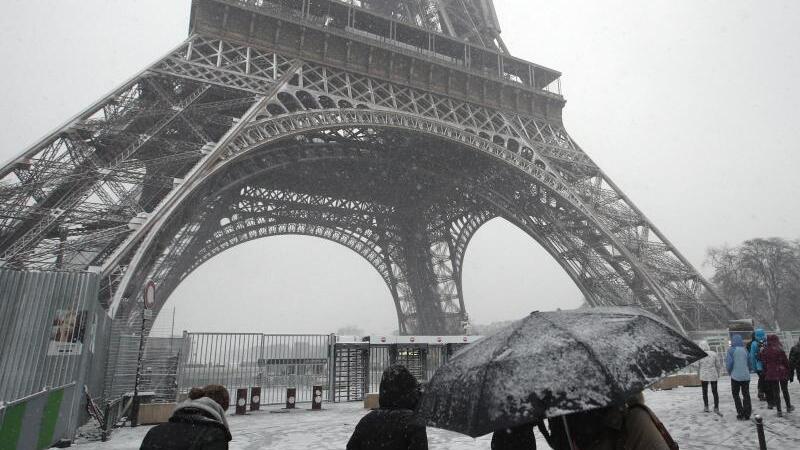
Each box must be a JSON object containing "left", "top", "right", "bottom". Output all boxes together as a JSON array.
[
  {"left": 0, "top": 402, "right": 26, "bottom": 449},
  {"left": 36, "top": 389, "right": 64, "bottom": 449}
]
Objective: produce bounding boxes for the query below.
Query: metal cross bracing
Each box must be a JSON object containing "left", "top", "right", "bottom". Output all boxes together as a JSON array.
[{"left": 0, "top": 0, "right": 734, "bottom": 335}]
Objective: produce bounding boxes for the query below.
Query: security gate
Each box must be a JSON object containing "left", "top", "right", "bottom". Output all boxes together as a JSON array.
[
  {"left": 332, "top": 343, "right": 369, "bottom": 402},
  {"left": 338, "top": 336, "right": 480, "bottom": 400}
]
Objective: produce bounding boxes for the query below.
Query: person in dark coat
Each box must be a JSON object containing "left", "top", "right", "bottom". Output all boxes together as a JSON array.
[
  {"left": 491, "top": 422, "right": 536, "bottom": 449},
  {"left": 347, "top": 364, "right": 427, "bottom": 450},
  {"left": 140, "top": 384, "right": 231, "bottom": 450},
  {"left": 789, "top": 336, "right": 800, "bottom": 385},
  {"left": 761, "top": 334, "right": 794, "bottom": 416}
]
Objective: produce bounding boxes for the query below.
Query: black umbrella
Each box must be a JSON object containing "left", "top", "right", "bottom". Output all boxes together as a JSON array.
[{"left": 419, "top": 307, "right": 706, "bottom": 438}]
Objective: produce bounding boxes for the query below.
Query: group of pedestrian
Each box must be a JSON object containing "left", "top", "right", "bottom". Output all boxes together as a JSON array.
[
  {"left": 347, "top": 364, "right": 678, "bottom": 450},
  {"left": 697, "top": 330, "right": 800, "bottom": 421}
]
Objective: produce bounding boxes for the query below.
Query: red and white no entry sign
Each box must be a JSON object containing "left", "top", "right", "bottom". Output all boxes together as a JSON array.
[{"left": 143, "top": 280, "right": 156, "bottom": 309}]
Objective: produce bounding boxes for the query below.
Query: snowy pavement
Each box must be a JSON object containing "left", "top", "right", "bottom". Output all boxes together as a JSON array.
[{"left": 75, "top": 376, "right": 800, "bottom": 450}]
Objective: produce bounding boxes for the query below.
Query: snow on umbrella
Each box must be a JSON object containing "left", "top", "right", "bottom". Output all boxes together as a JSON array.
[{"left": 419, "top": 307, "right": 706, "bottom": 438}]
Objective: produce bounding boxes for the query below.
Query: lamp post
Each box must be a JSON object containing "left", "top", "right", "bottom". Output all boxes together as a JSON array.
[{"left": 131, "top": 280, "right": 156, "bottom": 427}]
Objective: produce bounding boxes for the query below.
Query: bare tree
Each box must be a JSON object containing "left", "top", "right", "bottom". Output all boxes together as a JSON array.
[{"left": 706, "top": 238, "right": 800, "bottom": 330}]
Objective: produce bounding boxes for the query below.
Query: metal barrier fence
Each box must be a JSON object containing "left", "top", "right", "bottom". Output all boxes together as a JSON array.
[
  {"left": 0, "top": 383, "right": 77, "bottom": 450},
  {"left": 177, "top": 333, "right": 334, "bottom": 405},
  {"left": 173, "top": 334, "right": 478, "bottom": 406}
]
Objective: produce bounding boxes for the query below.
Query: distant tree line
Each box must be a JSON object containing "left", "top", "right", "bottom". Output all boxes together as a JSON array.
[{"left": 705, "top": 237, "right": 800, "bottom": 331}]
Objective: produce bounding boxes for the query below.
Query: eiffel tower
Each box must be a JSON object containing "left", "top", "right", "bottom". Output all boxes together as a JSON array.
[{"left": 0, "top": 0, "right": 734, "bottom": 335}]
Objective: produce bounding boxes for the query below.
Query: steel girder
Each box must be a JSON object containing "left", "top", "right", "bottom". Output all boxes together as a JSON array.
[{"left": 0, "top": 28, "right": 733, "bottom": 334}]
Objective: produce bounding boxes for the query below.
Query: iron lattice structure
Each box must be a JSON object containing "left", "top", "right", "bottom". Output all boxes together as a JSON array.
[{"left": 0, "top": 0, "right": 734, "bottom": 334}]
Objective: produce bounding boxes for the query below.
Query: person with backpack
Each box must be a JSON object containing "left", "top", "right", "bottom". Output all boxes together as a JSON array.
[
  {"left": 726, "top": 334, "right": 753, "bottom": 420},
  {"left": 760, "top": 334, "right": 794, "bottom": 417},
  {"left": 696, "top": 340, "right": 721, "bottom": 413},
  {"left": 543, "top": 392, "right": 677, "bottom": 450},
  {"left": 140, "top": 384, "right": 232, "bottom": 450},
  {"left": 750, "top": 329, "right": 768, "bottom": 404}
]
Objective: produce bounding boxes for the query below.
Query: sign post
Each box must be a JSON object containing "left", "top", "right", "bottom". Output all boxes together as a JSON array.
[{"left": 131, "top": 280, "right": 156, "bottom": 427}]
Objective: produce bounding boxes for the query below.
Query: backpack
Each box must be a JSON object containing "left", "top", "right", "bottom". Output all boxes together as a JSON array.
[{"left": 627, "top": 404, "right": 679, "bottom": 450}]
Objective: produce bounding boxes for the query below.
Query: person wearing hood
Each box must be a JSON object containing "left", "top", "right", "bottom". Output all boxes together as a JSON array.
[
  {"left": 789, "top": 336, "right": 800, "bottom": 385},
  {"left": 726, "top": 334, "right": 752, "bottom": 420},
  {"left": 140, "top": 384, "right": 232, "bottom": 449},
  {"left": 491, "top": 422, "right": 537, "bottom": 449},
  {"left": 749, "top": 328, "right": 768, "bottom": 403},
  {"left": 761, "top": 334, "right": 794, "bottom": 417},
  {"left": 347, "top": 364, "right": 428, "bottom": 449},
  {"left": 695, "top": 340, "right": 721, "bottom": 413}
]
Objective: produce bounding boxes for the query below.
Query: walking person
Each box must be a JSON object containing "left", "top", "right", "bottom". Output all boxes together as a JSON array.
[
  {"left": 491, "top": 422, "right": 537, "bottom": 449},
  {"left": 760, "top": 334, "right": 794, "bottom": 417},
  {"left": 544, "top": 392, "right": 677, "bottom": 450},
  {"left": 726, "top": 334, "right": 753, "bottom": 420},
  {"left": 749, "top": 329, "right": 768, "bottom": 404},
  {"left": 789, "top": 336, "right": 800, "bottom": 385},
  {"left": 347, "top": 364, "right": 428, "bottom": 449},
  {"left": 696, "top": 340, "right": 721, "bottom": 413},
  {"left": 140, "top": 384, "right": 232, "bottom": 450}
]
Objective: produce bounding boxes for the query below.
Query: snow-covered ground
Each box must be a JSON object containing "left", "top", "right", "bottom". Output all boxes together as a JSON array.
[{"left": 75, "top": 376, "right": 800, "bottom": 450}]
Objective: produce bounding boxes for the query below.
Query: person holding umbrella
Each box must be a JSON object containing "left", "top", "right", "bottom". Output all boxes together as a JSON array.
[
  {"left": 544, "top": 392, "right": 676, "bottom": 450},
  {"left": 419, "top": 308, "right": 704, "bottom": 449}
]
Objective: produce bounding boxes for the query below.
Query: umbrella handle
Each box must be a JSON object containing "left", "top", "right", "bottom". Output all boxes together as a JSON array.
[{"left": 562, "top": 415, "right": 578, "bottom": 450}]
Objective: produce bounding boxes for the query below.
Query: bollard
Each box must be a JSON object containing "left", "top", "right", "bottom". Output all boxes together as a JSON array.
[
  {"left": 235, "top": 388, "right": 248, "bottom": 415},
  {"left": 285, "top": 388, "right": 297, "bottom": 409},
  {"left": 312, "top": 385, "right": 323, "bottom": 410},
  {"left": 754, "top": 415, "right": 767, "bottom": 450},
  {"left": 250, "top": 387, "right": 261, "bottom": 412}
]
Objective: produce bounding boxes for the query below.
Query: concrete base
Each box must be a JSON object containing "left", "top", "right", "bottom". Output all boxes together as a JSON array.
[
  {"left": 364, "top": 393, "right": 380, "bottom": 409},
  {"left": 138, "top": 403, "right": 176, "bottom": 425},
  {"left": 651, "top": 374, "right": 702, "bottom": 390}
]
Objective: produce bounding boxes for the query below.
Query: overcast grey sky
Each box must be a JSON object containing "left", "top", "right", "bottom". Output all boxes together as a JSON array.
[{"left": 1, "top": 1, "right": 798, "bottom": 335}]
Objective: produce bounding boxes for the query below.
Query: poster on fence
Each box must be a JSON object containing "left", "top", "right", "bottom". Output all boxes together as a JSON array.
[{"left": 47, "top": 309, "right": 88, "bottom": 356}]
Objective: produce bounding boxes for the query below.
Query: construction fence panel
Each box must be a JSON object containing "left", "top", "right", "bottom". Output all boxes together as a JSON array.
[
  {"left": 0, "top": 269, "right": 102, "bottom": 404},
  {"left": 0, "top": 383, "right": 77, "bottom": 450}
]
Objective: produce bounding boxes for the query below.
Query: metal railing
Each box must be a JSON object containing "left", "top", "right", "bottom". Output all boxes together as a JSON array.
[{"left": 177, "top": 333, "right": 335, "bottom": 405}]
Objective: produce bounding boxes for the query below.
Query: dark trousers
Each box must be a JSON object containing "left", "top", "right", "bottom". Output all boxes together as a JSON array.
[
  {"left": 731, "top": 380, "right": 752, "bottom": 419},
  {"left": 766, "top": 380, "right": 792, "bottom": 412},
  {"left": 757, "top": 372, "right": 768, "bottom": 402},
  {"left": 701, "top": 381, "right": 719, "bottom": 409}
]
